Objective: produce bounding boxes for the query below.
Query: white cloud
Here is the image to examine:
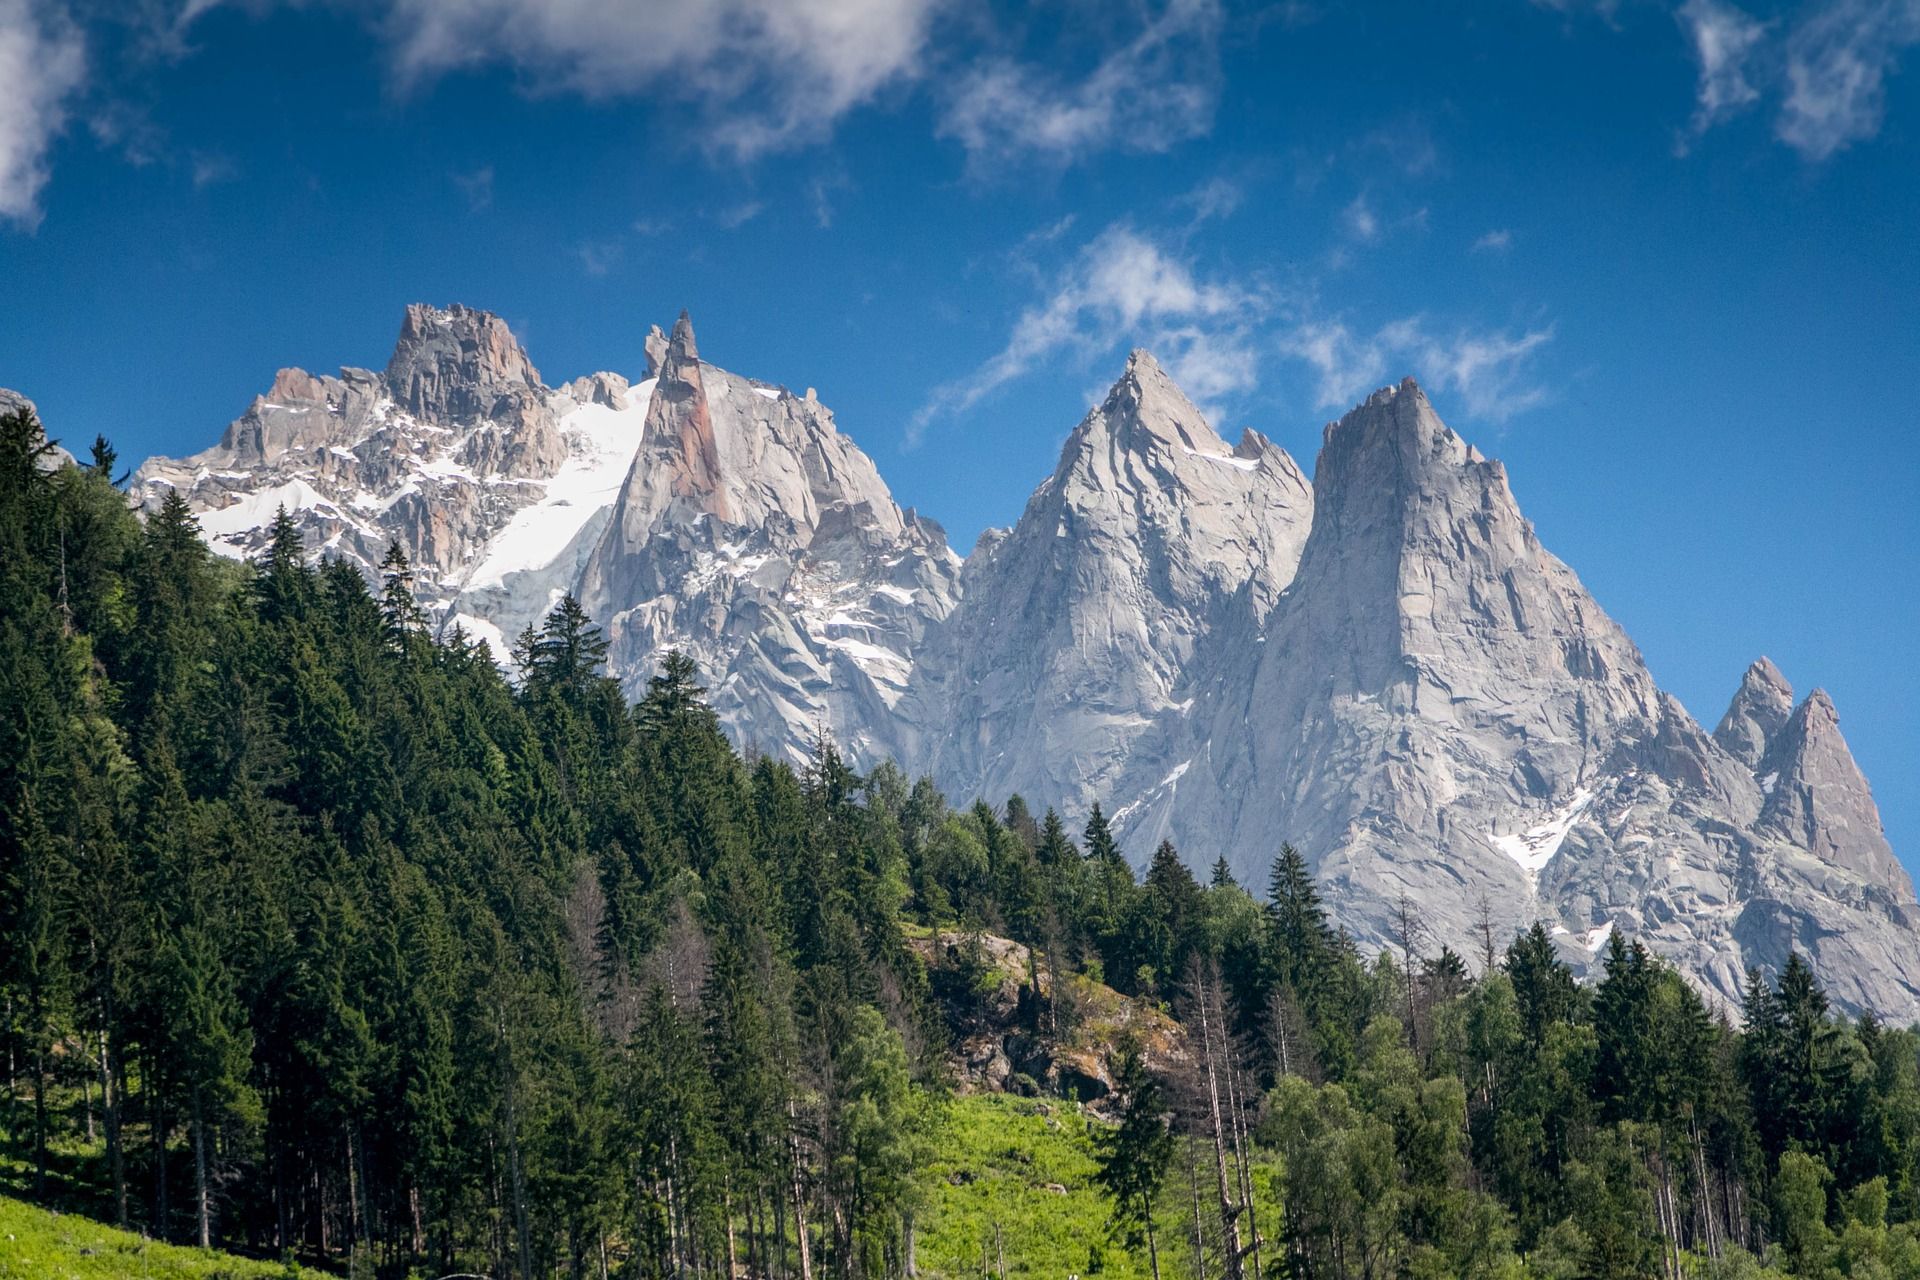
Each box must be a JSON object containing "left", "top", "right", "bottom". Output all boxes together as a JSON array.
[
  {"left": 0, "top": 0, "right": 86, "bottom": 228},
  {"left": 937, "top": 0, "right": 1221, "bottom": 168},
  {"left": 1678, "top": 0, "right": 1768, "bottom": 143},
  {"left": 574, "top": 240, "right": 622, "bottom": 276},
  {"left": 1472, "top": 228, "right": 1513, "bottom": 253},
  {"left": 374, "top": 0, "right": 943, "bottom": 159},
  {"left": 1282, "top": 316, "right": 1553, "bottom": 422},
  {"left": 714, "top": 199, "right": 764, "bottom": 229},
  {"left": 908, "top": 222, "right": 1257, "bottom": 443},
  {"left": 1180, "top": 176, "right": 1242, "bottom": 223},
  {"left": 1341, "top": 194, "right": 1380, "bottom": 242},
  {"left": 1776, "top": 0, "right": 1920, "bottom": 160}
]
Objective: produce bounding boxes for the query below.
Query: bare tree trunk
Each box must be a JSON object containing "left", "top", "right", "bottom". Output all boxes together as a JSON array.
[
  {"left": 30, "top": 1037, "right": 48, "bottom": 1199},
  {"left": 1189, "top": 961, "right": 1244, "bottom": 1280},
  {"left": 1144, "top": 1196, "right": 1162, "bottom": 1280},
  {"left": 193, "top": 1088, "right": 212, "bottom": 1248},
  {"left": 788, "top": 1106, "right": 815, "bottom": 1280},
  {"left": 1185, "top": 1134, "right": 1208, "bottom": 1280},
  {"left": 103, "top": 1028, "right": 126, "bottom": 1227},
  {"left": 1226, "top": 1056, "right": 1262, "bottom": 1280},
  {"left": 725, "top": 1173, "right": 740, "bottom": 1280}
]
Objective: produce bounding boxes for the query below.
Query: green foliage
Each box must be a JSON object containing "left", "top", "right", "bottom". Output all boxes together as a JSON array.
[{"left": 0, "top": 1195, "right": 289, "bottom": 1278}]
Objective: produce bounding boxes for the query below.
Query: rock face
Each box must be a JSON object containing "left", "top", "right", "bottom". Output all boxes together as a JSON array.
[
  {"left": 1714, "top": 657, "right": 1796, "bottom": 768},
  {"left": 132, "top": 304, "right": 640, "bottom": 619},
  {"left": 113, "top": 305, "right": 1920, "bottom": 1017},
  {"left": 1121, "top": 379, "right": 1918, "bottom": 1016},
  {"left": 575, "top": 313, "right": 961, "bottom": 764},
  {"left": 914, "top": 349, "right": 1312, "bottom": 826}
]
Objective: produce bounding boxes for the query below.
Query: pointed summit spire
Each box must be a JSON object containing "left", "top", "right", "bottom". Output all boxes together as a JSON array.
[
  {"left": 1757, "top": 688, "right": 1904, "bottom": 887},
  {"left": 1713, "top": 656, "right": 1795, "bottom": 768},
  {"left": 643, "top": 323, "right": 669, "bottom": 379},
  {"left": 669, "top": 310, "right": 698, "bottom": 361}
]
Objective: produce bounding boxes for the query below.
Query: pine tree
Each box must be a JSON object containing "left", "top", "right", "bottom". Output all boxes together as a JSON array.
[{"left": 1096, "top": 1039, "right": 1174, "bottom": 1280}]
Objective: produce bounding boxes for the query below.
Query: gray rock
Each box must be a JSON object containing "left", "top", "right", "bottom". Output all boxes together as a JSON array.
[
  {"left": 1714, "top": 657, "right": 1795, "bottom": 768},
  {"left": 912, "top": 349, "right": 1312, "bottom": 826},
  {"left": 576, "top": 312, "right": 961, "bottom": 766}
]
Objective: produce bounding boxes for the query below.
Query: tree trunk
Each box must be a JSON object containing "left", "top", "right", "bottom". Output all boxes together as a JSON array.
[
  {"left": 30, "top": 1035, "right": 49, "bottom": 1199},
  {"left": 788, "top": 1108, "right": 815, "bottom": 1280},
  {"left": 193, "top": 1088, "right": 212, "bottom": 1248},
  {"left": 102, "top": 1027, "right": 127, "bottom": 1227},
  {"left": 1191, "top": 965, "right": 1244, "bottom": 1280},
  {"left": 1144, "top": 1196, "right": 1162, "bottom": 1280},
  {"left": 1185, "top": 1135, "right": 1207, "bottom": 1280}
]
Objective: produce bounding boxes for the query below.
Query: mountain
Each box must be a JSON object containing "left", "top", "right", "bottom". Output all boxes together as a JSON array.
[
  {"left": 132, "top": 303, "right": 650, "bottom": 626},
  {"left": 913, "top": 349, "right": 1312, "bottom": 828},
  {"left": 1122, "top": 379, "right": 1917, "bottom": 1015},
  {"left": 111, "top": 305, "right": 1918, "bottom": 1016},
  {"left": 574, "top": 313, "right": 961, "bottom": 765}
]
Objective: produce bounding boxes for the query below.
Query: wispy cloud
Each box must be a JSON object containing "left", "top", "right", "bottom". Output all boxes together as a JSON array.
[
  {"left": 937, "top": 0, "right": 1222, "bottom": 170},
  {"left": 714, "top": 199, "right": 764, "bottom": 229},
  {"left": 1663, "top": 0, "right": 1920, "bottom": 159},
  {"left": 190, "top": 150, "right": 236, "bottom": 188},
  {"left": 1179, "top": 176, "right": 1243, "bottom": 223},
  {"left": 574, "top": 240, "right": 622, "bottom": 277},
  {"left": 908, "top": 223, "right": 1259, "bottom": 445},
  {"left": 453, "top": 164, "right": 494, "bottom": 210},
  {"left": 1341, "top": 194, "right": 1380, "bottom": 242},
  {"left": 0, "top": 0, "right": 86, "bottom": 228},
  {"left": 1677, "top": 0, "right": 1769, "bottom": 147},
  {"left": 1282, "top": 317, "right": 1554, "bottom": 421},
  {"left": 1472, "top": 228, "right": 1513, "bottom": 254},
  {"left": 1777, "top": 0, "right": 1920, "bottom": 160}
]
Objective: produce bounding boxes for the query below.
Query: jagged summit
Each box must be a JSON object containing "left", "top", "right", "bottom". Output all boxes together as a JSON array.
[
  {"left": 1756, "top": 687, "right": 1901, "bottom": 883},
  {"left": 1714, "top": 656, "right": 1796, "bottom": 767},
  {"left": 385, "top": 302, "right": 543, "bottom": 422},
  {"left": 916, "top": 347, "right": 1314, "bottom": 823}
]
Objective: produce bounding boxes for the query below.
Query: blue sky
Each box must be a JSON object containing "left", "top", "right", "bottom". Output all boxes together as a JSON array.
[{"left": 1, "top": 0, "right": 1916, "bottom": 861}]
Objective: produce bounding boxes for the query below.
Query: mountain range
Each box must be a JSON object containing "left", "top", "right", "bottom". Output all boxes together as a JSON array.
[{"left": 78, "top": 302, "right": 1914, "bottom": 1018}]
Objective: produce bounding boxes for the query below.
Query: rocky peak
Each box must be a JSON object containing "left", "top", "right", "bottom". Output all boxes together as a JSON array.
[
  {"left": 383, "top": 303, "right": 544, "bottom": 424},
  {"left": 918, "top": 348, "right": 1314, "bottom": 824},
  {"left": 1713, "top": 656, "right": 1795, "bottom": 768},
  {"left": 1757, "top": 688, "right": 1905, "bottom": 887},
  {"left": 644, "top": 311, "right": 729, "bottom": 524},
  {"left": 643, "top": 324, "right": 670, "bottom": 378}
]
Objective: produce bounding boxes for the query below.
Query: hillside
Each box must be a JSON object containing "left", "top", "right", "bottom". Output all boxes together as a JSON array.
[{"left": 0, "top": 1196, "right": 289, "bottom": 1279}]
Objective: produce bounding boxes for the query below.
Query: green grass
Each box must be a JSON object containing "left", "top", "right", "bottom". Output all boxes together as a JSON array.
[
  {"left": 0, "top": 1196, "right": 295, "bottom": 1279},
  {"left": 916, "top": 1093, "right": 1147, "bottom": 1280}
]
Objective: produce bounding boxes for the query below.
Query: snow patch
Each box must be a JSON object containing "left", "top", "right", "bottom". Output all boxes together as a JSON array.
[
  {"left": 1488, "top": 786, "right": 1599, "bottom": 892},
  {"left": 460, "top": 380, "right": 653, "bottom": 591},
  {"left": 1181, "top": 444, "right": 1258, "bottom": 472}
]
